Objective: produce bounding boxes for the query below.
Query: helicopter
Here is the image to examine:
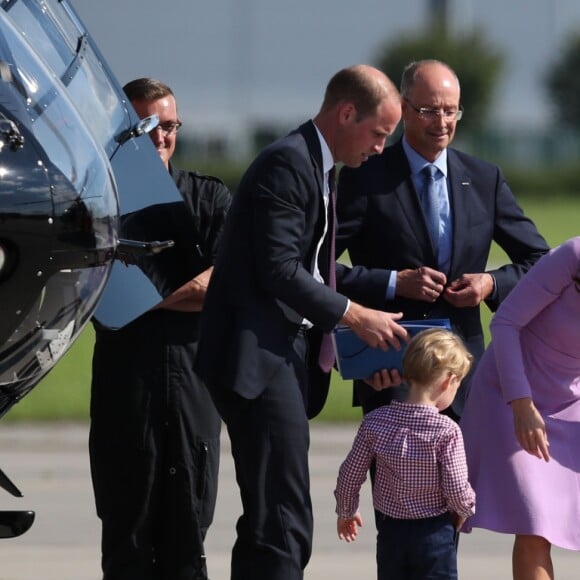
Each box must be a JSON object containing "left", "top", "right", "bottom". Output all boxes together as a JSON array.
[{"left": 0, "top": 0, "right": 184, "bottom": 537}]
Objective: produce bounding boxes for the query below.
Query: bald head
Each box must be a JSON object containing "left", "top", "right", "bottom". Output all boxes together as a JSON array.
[
  {"left": 400, "top": 60, "right": 462, "bottom": 161},
  {"left": 320, "top": 64, "right": 400, "bottom": 120},
  {"left": 400, "top": 60, "right": 460, "bottom": 100},
  {"left": 314, "top": 65, "right": 401, "bottom": 167}
]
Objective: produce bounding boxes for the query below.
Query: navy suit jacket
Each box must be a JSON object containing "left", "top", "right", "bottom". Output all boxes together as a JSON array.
[
  {"left": 336, "top": 139, "right": 549, "bottom": 416},
  {"left": 195, "top": 121, "right": 348, "bottom": 418}
]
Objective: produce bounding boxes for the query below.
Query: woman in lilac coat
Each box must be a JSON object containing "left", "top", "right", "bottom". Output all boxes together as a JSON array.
[{"left": 461, "top": 237, "right": 580, "bottom": 580}]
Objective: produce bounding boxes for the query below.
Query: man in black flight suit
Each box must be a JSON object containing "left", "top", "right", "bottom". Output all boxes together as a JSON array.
[{"left": 89, "top": 77, "right": 231, "bottom": 580}]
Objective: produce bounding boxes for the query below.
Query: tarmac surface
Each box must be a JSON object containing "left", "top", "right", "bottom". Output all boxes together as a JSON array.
[{"left": 0, "top": 422, "right": 577, "bottom": 580}]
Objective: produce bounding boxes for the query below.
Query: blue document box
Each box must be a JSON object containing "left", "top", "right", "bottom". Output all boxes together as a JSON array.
[{"left": 332, "top": 319, "right": 451, "bottom": 380}]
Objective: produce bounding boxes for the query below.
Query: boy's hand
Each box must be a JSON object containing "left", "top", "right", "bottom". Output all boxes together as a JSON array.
[
  {"left": 450, "top": 511, "right": 467, "bottom": 531},
  {"left": 337, "top": 512, "right": 363, "bottom": 542}
]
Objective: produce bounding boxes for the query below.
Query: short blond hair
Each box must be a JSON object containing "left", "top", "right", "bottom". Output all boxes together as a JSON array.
[{"left": 403, "top": 328, "right": 472, "bottom": 386}]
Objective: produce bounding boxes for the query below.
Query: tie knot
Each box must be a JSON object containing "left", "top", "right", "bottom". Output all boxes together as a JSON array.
[{"left": 422, "top": 164, "right": 439, "bottom": 180}]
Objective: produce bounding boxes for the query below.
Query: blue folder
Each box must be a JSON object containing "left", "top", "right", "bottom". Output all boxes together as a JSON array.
[{"left": 332, "top": 319, "right": 451, "bottom": 380}]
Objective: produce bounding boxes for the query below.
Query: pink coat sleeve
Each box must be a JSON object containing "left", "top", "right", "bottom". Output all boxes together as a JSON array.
[{"left": 490, "top": 237, "right": 580, "bottom": 403}]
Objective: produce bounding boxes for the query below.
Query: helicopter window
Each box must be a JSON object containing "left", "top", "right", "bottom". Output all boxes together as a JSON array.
[{"left": 4, "top": 0, "right": 127, "bottom": 154}]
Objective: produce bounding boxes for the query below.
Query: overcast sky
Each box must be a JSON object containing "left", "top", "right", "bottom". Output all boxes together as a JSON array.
[{"left": 72, "top": 0, "right": 579, "bottom": 137}]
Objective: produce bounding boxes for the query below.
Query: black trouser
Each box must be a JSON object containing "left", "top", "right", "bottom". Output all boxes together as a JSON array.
[
  {"left": 209, "top": 333, "right": 312, "bottom": 580},
  {"left": 376, "top": 511, "right": 458, "bottom": 580},
  {"left": 89, "top": 312, "right": 221, "bottom": 580}
]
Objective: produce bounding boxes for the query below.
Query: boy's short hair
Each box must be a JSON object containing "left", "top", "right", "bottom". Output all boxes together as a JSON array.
[{"left": 402, "top": 328, "right": 472, "bottom": 386}]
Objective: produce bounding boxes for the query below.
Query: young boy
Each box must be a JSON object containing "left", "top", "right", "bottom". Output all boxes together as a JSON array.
[{"left": 334, "top": 328, "right": 476, "bottom": 580}]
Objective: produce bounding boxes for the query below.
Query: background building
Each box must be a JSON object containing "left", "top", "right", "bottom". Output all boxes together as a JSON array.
[{"left": 73, "top": 0, "right": 580, "bottom": 160}]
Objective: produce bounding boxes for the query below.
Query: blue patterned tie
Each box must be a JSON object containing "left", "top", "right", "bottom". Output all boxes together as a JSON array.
[
  {"left": 318, "top": 166, "right": 337, "bottom": 372},
  {"left": 421, "top": 164, "right": 440, "bottom": 256}
]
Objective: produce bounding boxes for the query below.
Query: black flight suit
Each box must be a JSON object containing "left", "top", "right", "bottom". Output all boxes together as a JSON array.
[{"left": 89, "top": 166, "right": 231, "bottom": 580}]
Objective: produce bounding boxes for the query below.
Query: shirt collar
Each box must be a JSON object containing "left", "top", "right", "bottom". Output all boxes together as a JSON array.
[
  {"left": 402, "top": 135, "right": 448, "bottom": 178},
  {"left": 313, "top": 121, "right": 335, "bottom": 176}
]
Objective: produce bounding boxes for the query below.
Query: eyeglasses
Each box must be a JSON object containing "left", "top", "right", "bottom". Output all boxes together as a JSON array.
[
  {"left": 152, "top": 121, "right": 182, "bottom": 136},
  {"left": 404, "top": 99, "right": 463, "bottom": 121}
]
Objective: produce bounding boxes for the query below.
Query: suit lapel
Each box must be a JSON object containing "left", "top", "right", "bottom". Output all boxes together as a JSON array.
[
  {"left": 299, "top": 121, "right": 327, "bottom": 271},
  {"left": 299, "top": 121, "right": 325, "bottom": 200},
  {"left": 390, "top": 142, "right": 437, "bottom": 264},
  {"left": 447, "top": 149, "right": 471, "bottom": 278}
]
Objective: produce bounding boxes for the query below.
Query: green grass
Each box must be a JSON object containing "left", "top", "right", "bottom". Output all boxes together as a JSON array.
[
  {"left": 5, "top": 195, "right": 578, "bottom": 423},
  {"left": 317, "top": 194, "right": 579, "bottom": 422},
  {"left": 4, "top": 327, "right": 95, "bottom": 422}
]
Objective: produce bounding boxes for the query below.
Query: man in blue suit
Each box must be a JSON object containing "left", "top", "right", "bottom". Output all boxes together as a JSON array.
[
  {"left": 336, "top": 59, "right": 549, "bottom": 419},
  {"left": 195, "top": 65, "right": 406, "bottom": 579}
]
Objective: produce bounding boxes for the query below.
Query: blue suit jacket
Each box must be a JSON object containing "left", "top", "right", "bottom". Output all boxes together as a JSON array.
[
  {"left": 336, "top": 139, "right": 549, "bottom": 416},
  {"left": 195, "top": 121, "right": 348, "bottom": 418}
]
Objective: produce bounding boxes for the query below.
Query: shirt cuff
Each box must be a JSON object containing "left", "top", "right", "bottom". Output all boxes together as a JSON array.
[
  {"left": 487, "top": 272, "right": 498, "bottom": 301},
  {"left": 343, "top": 299, "right": 351, "bottom": 318},
  {"left": 385, "top": 270, "right": 397, "bottom": 301}
]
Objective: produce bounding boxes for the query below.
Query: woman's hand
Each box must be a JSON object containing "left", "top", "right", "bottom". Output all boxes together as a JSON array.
[{"left": 510, "top": 397, "right": 550, "bottom": 462}]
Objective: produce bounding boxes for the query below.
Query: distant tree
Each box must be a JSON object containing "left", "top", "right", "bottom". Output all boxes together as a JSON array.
[
  {"left": 545, "top": 32, "right": 580, "bottom": 130},
  {"left": 375, "top": 29, "right": 504, "bottom": 133}
]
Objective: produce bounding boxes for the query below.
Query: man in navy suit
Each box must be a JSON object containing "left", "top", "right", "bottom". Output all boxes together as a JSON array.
[
  {"left": 195, "top": 65, "right": 406, "bottom": 579},
  {"left": 336, "top": 59, "right": 549, "bottom": 419}
]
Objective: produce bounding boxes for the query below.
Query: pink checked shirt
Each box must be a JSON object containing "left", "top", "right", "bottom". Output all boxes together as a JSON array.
[{"left": 335, "top": 401, "right": 475, "bottom": 520}]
